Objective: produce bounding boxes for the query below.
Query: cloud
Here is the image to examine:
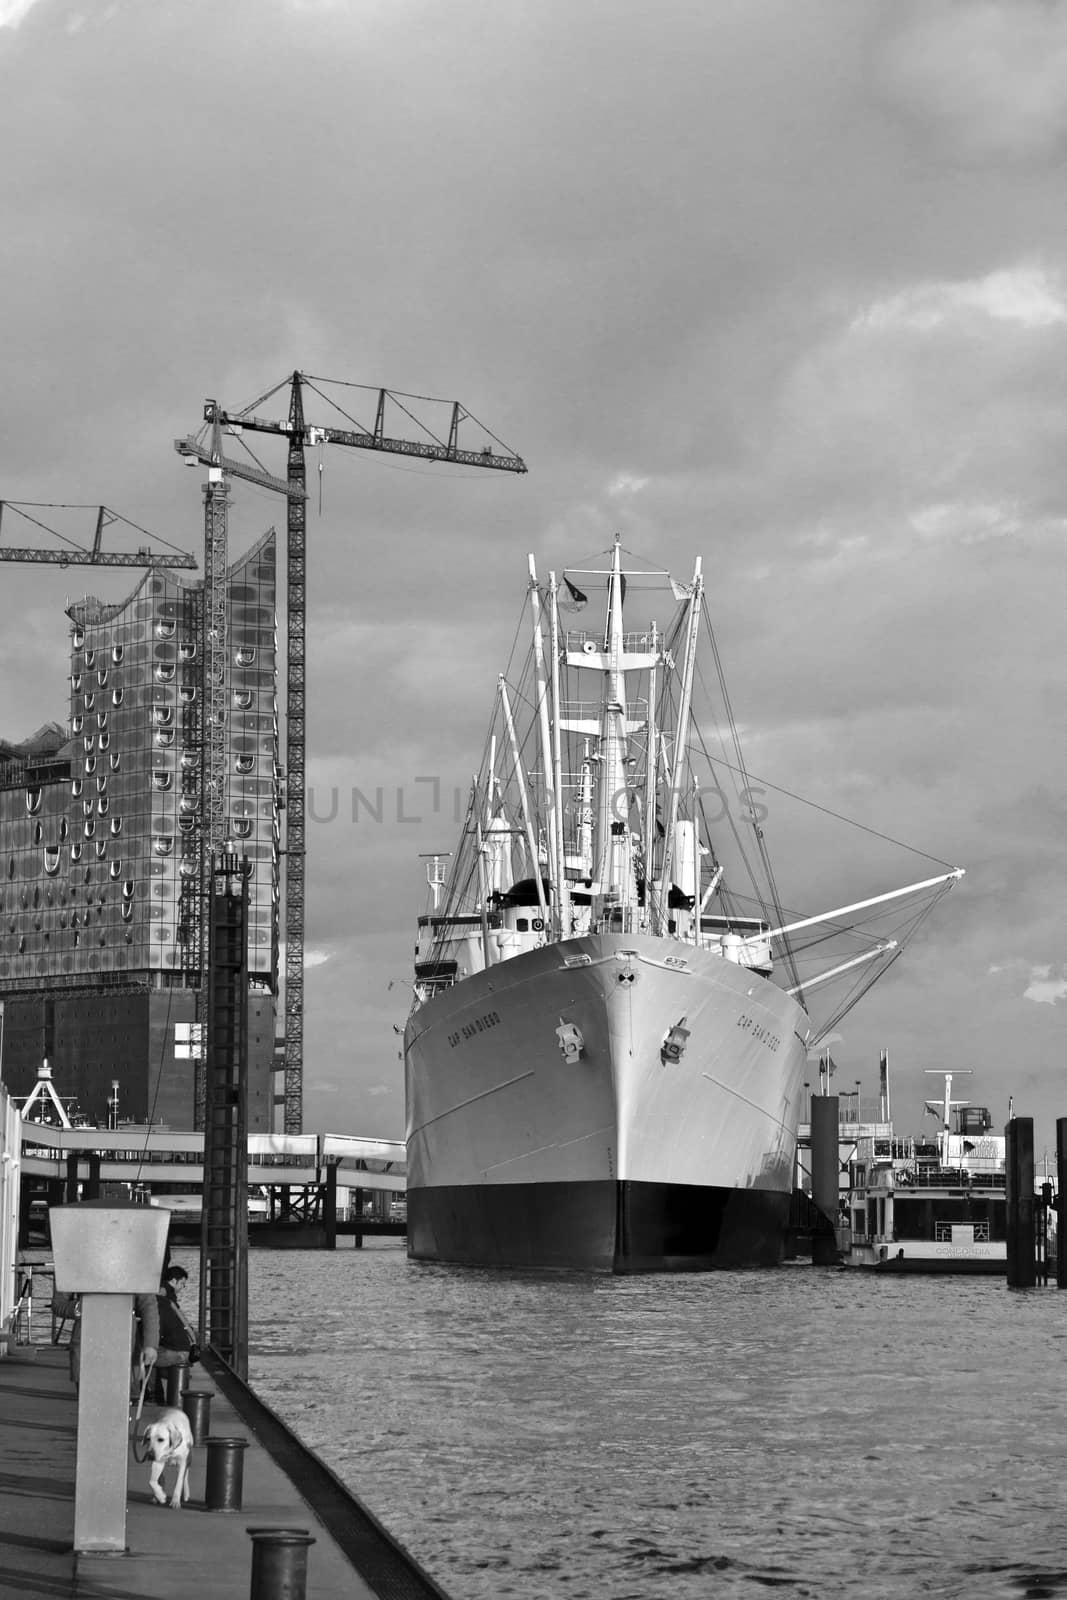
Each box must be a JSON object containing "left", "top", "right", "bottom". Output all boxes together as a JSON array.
[
  {"left": 0, "top": 0, "right": 42, "bottom": 27},
  {"left": 852, "top": 265, "right": 1067, "bottom": 334},
  {"left": 1023, "top": 967, "right": 1067, "bottom": 1006}
]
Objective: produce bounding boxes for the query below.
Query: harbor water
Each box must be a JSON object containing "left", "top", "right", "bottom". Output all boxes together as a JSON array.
[{"left": 201, "top": 1242, "right": 1066, "bottom": 1600}]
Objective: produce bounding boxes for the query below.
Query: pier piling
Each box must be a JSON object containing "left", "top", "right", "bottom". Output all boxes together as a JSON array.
[
  {"left": 809, "top": 1095, "right": 841, "bottom": 1265},
  {"left": 1006, "top": 1116, "right": 1036, "bottom": 1288}
]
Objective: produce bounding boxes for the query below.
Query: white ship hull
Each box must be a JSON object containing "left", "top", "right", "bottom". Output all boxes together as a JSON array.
[{"left": 404, "top": 933, "right": 809, "bottom": 1272}]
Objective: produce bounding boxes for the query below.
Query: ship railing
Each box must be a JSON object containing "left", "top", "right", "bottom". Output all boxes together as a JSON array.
[{"left": 565, "top": 630, "right": 658, "bottom": 655}]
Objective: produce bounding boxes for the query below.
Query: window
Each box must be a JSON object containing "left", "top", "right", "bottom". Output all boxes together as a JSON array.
[
  {"left": 112, "top": 644, "right": 124, "bottom": 664},
  {"left": 155, "top": 619, "right": 177, "bottom": 639},
  {"left": 234, "top": 689, "right": 254, "bottom": 710},
  {"left": 179, "top": 640, "right": 197, "bottom": 661},
  {"left": 235, "top": 646, "right": 256, "bottom": 666},
  {"left": 112, "top": 688, "right": 124, "bottom": 707},
  {"left": 155, "top": 664, "right": 176, "bottom": 684},
  {"left": 235, "top": 754, "right": 256, "bottom": 774},
  {"left": 26, "top": 789, "right": 42, "bottom": 815}
]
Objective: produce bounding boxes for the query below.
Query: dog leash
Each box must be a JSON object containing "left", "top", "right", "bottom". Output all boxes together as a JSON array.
[{"left": 130, "top": 1355, "right": 156, "bottom": 1462}]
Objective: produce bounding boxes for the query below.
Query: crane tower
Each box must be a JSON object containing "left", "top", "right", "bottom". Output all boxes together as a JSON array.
[{"left": 176, "top": 371, "right": 525, "bottom": 1131}]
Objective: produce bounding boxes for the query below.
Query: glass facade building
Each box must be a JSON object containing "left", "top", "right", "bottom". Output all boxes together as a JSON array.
[{"left": 0, "top": 533, "right": 279, "bottom": 1130}]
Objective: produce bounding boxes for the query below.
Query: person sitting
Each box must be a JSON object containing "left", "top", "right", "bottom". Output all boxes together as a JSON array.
[{"left": 150, "top": 1273, "right": 197, "bottom": 1401}]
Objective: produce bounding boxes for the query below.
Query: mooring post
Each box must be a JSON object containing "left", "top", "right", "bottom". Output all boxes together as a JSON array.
[
  {"left": 810, "top": 1095, "right": 841, "bottom": 1266},
  {"left": 1006, "top": 1116, "right": 1036, "bottom": 1289},
  {"left": 1057, "top": 1118, "right": 1067, "bottom": 1290},
  {"left": 324, "top": 1163, "right": 337, "bottom": 1250}
]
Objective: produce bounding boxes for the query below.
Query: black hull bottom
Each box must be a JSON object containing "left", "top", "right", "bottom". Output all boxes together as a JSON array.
[{"left": 407, "top": 1179, "right": 791, "bottom": 1273}]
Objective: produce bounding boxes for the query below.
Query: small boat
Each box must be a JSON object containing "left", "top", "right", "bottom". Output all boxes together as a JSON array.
[
  {"left": 843, "top": 1073, "right": 1007, "bottom": 1274},
  {"left": 404, "top": 538, "right": 964, "bottom": 1272}
]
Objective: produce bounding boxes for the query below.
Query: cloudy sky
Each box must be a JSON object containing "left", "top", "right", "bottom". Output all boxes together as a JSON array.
[{"left": 1, "top": 0, "right": 1065, "bottom": 1155}]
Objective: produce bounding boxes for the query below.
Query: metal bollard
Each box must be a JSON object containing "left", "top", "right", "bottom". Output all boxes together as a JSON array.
[
  {"left": 164, "top": 1364, "right": 190, "bottom": 1406},
  {"left": 181, "top": 1389, "right": 212, "bottom": 1446},
  {"left": 247, "top": 1527, "right": 316, "bottom": 1600},
  {"left": 204, "top": 1437, "right": 249, "bottom": 1511}
]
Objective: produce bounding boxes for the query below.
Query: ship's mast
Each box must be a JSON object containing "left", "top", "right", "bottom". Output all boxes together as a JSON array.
[
  {"left": 592, "top": 537, "right": 634, "bottom": 916},
  {"left": 655, "top": 558, "right": 703, "bottom": 934}
]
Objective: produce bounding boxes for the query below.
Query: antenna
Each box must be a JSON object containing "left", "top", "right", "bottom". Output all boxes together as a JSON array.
[{"left": 923, "top": 1068, "right": 972, "bottom": 1131}]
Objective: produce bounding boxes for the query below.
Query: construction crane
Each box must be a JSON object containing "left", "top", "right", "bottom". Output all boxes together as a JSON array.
[
  {"left": 175, "top": 371, "right": 526, "bottom": 1134},
  {"left": 0, "top": 502, "right": 196, "bottom": 568}
]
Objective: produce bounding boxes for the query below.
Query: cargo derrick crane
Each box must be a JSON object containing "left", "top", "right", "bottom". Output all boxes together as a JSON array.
[
  {"left": 0, "top": 501, "right": 196, "bottom": 568},
  {"left": 176, "top": 371, "right": 526, "bottom": 1135}
]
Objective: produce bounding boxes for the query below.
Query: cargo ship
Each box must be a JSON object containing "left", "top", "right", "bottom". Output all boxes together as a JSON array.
[{"left": 403, "top": 538, "right": 963, "bottom": 1272}]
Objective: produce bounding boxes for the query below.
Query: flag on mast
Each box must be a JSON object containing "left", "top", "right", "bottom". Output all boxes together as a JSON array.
[{"left": 560, "top": 576, "right": 588, "bottom": 611}]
